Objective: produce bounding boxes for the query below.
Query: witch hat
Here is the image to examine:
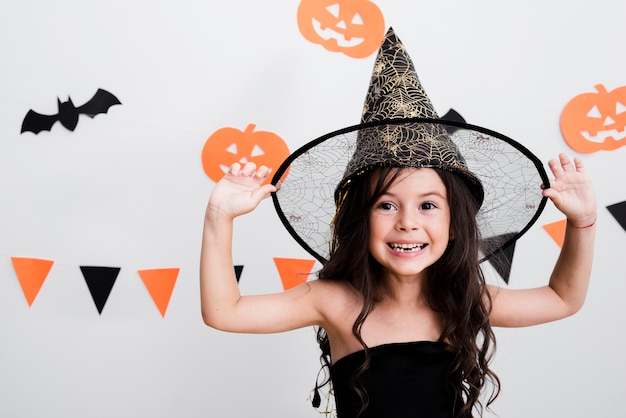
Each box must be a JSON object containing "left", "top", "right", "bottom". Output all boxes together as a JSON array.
[
  {"left": 272, "top": 28, "right": 548, "bottom": 264},
  {"left": 336, "top": 28, "right": 483, "bottom": 210}
]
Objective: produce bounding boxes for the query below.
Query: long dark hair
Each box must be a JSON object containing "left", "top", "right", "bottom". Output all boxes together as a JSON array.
[{"left": 314, "top": 166, "right": 500, "bottom": 417}]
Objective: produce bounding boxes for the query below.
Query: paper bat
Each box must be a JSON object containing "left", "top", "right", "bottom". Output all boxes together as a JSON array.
[{"left": 21, "top": 88, "right": 121, "bottom": 134}]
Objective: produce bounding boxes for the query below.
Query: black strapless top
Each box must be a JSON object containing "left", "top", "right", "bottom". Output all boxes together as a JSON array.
[{"left": 330, "top": 341, "right": 464, "bottom": 418}]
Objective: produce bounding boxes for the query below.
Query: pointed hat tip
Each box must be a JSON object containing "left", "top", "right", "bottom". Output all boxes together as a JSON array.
[
  {"left": 384, "top": 26, "right": 396, "bottom": 38},
  {"left": 380, "top": 27, "right": 403, "bottom": 48},
  {"left": 362, "top": 25, "right": 437, "bottom": 122}
]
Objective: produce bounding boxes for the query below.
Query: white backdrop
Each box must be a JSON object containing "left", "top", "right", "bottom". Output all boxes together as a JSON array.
[{"left": 1, "top": 1, "right": 625, "bottom": 417}]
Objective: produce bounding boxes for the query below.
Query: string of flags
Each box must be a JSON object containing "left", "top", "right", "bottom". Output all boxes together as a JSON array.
[
  {"left": 5, "top": 201, "right": 625, "bottom": 316},
  {"left": 7, "top": 256, "right": 319, "bottom": 317},
  {"left": 10, "top": 258, "right": 182, "bottom": 316}
]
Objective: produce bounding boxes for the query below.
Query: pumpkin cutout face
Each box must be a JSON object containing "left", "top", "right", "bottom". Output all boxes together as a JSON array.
[
  {"left": 560, "top": 84, "right": 626, "bottom": 153},
  {"left": 297, "top": 0, "right": 385, "bottom": 58},
  {"left": 202, "top": 124, "right": 290, "bottom": 184}
]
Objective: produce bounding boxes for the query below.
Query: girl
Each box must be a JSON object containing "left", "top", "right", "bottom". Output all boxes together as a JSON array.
[{"left": 200, "top": 28, "right": 597, "bottom": 417}]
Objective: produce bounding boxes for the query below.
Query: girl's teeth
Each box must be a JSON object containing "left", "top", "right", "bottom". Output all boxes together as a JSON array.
[{"left": 390, "top": 243, "right": 425, "bottom": 252}]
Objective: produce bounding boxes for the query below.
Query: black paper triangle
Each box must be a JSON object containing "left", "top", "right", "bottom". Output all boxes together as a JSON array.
[
  {"left": 79, "top": 266, "right": 120, "bottom": 314},
  {"left": 234, "top": 265, "right": 244, "bottom": 283},
  {"left": 485, "top": 233, "right": 518, "bottom": 284},
  {"left": 607, "top": 201, "right": 626, "bottom": 231},
  {"left": 440, "top": 108, "right": 466, "bottom": 134}
]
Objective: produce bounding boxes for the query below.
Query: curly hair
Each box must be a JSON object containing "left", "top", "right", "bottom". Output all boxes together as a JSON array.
[{"left": 314, "top": 166, "right": 500, "bottom": 418}]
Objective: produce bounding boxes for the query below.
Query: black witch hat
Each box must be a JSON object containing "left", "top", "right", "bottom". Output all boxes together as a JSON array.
[{"left": 272, "top": 28, "right": 548, "bottom": 264}]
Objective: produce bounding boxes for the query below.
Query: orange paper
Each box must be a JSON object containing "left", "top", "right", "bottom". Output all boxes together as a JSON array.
[
  {"left": 273, "top": 258, "right": 316, "bottom": 290},
  {"left": 11, "top": 257, "right": 54, "bottom": 306},
  {"left": 543, "top": 219, "right": 567, "bottom": 248},
  {"left": 138, "top": 268, "right": 180, "bottom": 317},
  {"left": 201, "top": 124, "right": 290, "bottom": 185},
  {"left": 297, "top": 0, "right": 386, "bottom": 58}
]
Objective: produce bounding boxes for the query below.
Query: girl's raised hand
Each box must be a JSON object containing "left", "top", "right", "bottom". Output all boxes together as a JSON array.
[
  {"left": 542, "top": 153, "right": 597, "bottom": 227},
  {"left": 206, "top": 162, "right": 277, "bottom": 220}
]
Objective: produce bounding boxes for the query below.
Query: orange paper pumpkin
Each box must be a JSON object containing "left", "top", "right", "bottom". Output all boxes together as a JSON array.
[
  {"left": 202, "top": 124, "right": 290, "bottom": 184},
  {"left": 297, "top": 0, "right": 385, "bottom": 58},
  {"left": 560, "top": 84, "right": 626, "bottom": 153}
]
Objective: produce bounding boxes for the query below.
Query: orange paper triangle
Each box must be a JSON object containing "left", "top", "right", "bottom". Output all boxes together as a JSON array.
[
  {"left": 543, "top": 219, "right": 567, "bottom": 248},
  {"left": 273, "top": 258, "right": 316, "bottom": 290},
  {"left": 11, "top": 257, "right": 54, "bottom": 306},
  {"left": 138, "top": 268, "right": 180, "bottom": 317}
]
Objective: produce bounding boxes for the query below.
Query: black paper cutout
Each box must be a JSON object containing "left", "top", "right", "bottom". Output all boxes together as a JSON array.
[
  {"left": 234, "top": 265, "right": 244, "bottom": 283},
  {"left": 607, "top": 201, "right": 626, "bottom": 231},
  {"left": 21, "top": 88, "right": 121, "bottom": 134},
  {"left": 79, "top": 266, "right": 120, "bottom": 314},
  {"left": 440, "top": 108, "right": 466, "bottom": 133},
  {"left": 485, "top": 233, "right": 518, "bottom": 284}
]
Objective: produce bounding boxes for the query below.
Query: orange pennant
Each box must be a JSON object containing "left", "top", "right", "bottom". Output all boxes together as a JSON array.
[
  {"left": 273, "top": 258, "right": 316, "bottom": 290},
  {"left": 543, "top": 219, "right": 567, "bottom": 248},
  {"left": 11, "top": 257, "right": 54, "bottom": 306},
  {"left": 137, "top": 268, "right": 180, "bottom": 317}
]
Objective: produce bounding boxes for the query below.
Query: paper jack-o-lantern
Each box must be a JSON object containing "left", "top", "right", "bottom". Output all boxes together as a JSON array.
[
  {"left": 297, "top": 0, "right": 385, "bottom": 58},
  {"left": 560, "top": 84, "right": 626, "bottom": 153},
  {"left": 202, "top": 124, "right": 290, "bottom": 184}
]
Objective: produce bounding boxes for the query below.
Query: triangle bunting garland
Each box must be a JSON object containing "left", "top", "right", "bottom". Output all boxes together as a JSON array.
[
  {"left": 273, "top": 258, "right": 316, "bottom": 290},
  {"left": 484, "top": 234, "right": 518, "bottom": 284},
  {"left": 543, "top": 219, "right": 567, "bottom": 248},
  {"left": 234, "top": 265, "right": 244, "bottom": 283},
  {"left": 138, "top": 268, "right": 180, "bottom": 317},
  {"left": 11, "top": 257, "right": 54, "bottom": 306},
  {"left": 607, "top": 201, "right": 626, "bottom": 231},
  {"left": 8, "top": 196, "right": 626, "bottom": 316},
  {"left": 80, "top": 266, "right": 121, "bottom": 314}
]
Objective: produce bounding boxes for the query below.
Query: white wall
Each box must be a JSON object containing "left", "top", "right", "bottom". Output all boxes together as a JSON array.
[{"left": 1, "top": 1, "right": 624, "bottom": 417}]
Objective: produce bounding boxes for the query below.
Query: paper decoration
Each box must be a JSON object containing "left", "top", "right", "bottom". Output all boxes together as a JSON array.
[
  {"left": 439, "top": 109, "right": 466, "bottom": 133},
  {"left": 273, "top": 258, "right": 316, "bottom": 290},
  {"left": 138, "top": 268, "right": 179, "bottom": 317},
  {"left": 201, "top": 124, "right": 290, "bottom": 185},
  {"left": 485, "top": 233, "right": 517, "bottom": 284},
  {"left": 234, "top": 265, "right": 244, "bottom": 283},
  {"left": 79, "top": 266, "right": 121, "bottom": 314},
  {"left": 297, "top": 0, "right": 385, "bottom": 58},
  {"left": 607, "top": 201, "right": 626, "bottom": 231},
  {"left": 21, "top": 88, "right": 121, "bottom": 134},
  {"left": 543, "top": 219, "right": 567, "bottom": 248},
  {"left": 560, "top": 84, "right": 626, "bottom": 153},
  {"left": 10, "top": 257, "right": 54, "bottom": 306}
]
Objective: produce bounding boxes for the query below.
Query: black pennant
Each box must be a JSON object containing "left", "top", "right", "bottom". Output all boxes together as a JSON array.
[
  {"left": 485, "top": 233, "right": 518, "bottom": 284},
  {"left": 439, "top": 108, "right": 466, "bottom": 134},
  {"left": 79, "top": 266, "right": 120, "bottom": 314},
  {"left": 607, "top": 201, "right": 626, "bottom": 231},
  {"left": 234, "top": 265, "right": 244, "bottom": 283}
]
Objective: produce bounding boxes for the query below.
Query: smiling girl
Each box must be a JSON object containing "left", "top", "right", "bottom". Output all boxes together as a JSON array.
[{"left": 200, "top": 28, "right": 597, "bottom": 418}]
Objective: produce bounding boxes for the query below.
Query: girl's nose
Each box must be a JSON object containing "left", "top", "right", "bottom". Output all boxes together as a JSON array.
[{"left": 397, "top": 210, "right": 419, "bottom": 231}]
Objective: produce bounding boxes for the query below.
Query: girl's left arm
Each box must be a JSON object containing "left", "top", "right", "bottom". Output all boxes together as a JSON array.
[{"left": 489, "top": 154, "right": 597, "bottom": 327}]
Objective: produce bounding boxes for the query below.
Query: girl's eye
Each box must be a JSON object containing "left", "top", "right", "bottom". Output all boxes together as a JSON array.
[
  {"left": 421, "top": 202, "right": 436, "bottom": 210},
  {"left": 379, "top": 202, "right": 396, "bottom": 211}
]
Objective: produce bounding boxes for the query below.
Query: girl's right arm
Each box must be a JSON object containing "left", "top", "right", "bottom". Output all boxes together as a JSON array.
[{"left": 200, "top": 162, "right": 326, "bottom": 333}]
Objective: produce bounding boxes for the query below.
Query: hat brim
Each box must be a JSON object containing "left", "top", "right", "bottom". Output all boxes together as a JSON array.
[{"left": 271, "top": 117, "right": 549, "bottom": 264}]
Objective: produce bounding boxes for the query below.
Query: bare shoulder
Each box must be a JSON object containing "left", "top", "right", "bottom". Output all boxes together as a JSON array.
[
  {"left": 308, "top": 279, "right": 362, "bottom": 325},
  {"left": 308, "top": 279, "right": 360, "bottom": 308}
]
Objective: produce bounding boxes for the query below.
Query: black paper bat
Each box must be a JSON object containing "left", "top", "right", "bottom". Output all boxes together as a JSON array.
[{"left": 21, "top": 88, "right": 121, "bottom": 134}]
